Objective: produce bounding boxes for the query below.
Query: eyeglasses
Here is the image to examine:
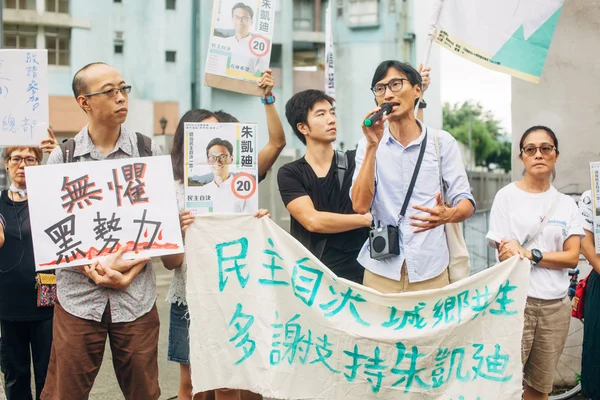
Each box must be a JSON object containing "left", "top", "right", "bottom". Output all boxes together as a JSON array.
[
  {"left": 521, "top": 144, "right": 556, "bottom": 157},
  {"left": 208, "top": 154, "right": 231, "bottom": 164},
  {"left": 371, "top": 78, "right": 409, "bottom": 97},
  {"left": 84, "top": 85, "right": 132, "bottom": 98},
  {"left": 233, "top": 15, "right": 251, "bottom": 22},
  {"left": 8, "top": 156, "right": 38, "bottom": 166}
]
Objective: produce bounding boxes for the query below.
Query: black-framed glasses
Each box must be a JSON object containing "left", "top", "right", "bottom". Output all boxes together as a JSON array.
[
  {"left": 84, "top": 85, "right": 132, "bottom": 98},
  {"left": 8, "top": 156, "right": 38, "bottom": 166},
  {"left": 371, "top": 78, "right": 408, "bottom": 97},
  {"left": 208, "top": 154, "right": 232, "bottom": 164},
  {"left": 521, "top": 144, "right": 556, "bottom": 157}
]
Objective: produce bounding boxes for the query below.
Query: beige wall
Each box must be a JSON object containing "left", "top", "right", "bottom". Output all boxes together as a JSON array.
[
  {"left": 49, "top": 96, "right": 180, "bottom": 137},
  {"left": 511, "top": 2, "right": 600, "bottom": 195}
]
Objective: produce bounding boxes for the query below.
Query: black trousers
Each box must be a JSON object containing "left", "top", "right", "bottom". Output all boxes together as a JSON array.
[{"left": 0, "top": 318, "right": 53, "bottom": 400}]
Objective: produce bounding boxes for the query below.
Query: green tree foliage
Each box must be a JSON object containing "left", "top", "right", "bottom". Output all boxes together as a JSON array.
[{"left": 442, "top": 101, "right": 511, "bottom": 171}]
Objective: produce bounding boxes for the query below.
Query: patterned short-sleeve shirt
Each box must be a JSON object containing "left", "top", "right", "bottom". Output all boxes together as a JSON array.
[{"left": 46, "top": 125, "right": 162, "bottom": 323}]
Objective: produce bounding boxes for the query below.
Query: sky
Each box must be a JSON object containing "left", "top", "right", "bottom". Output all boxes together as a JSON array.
[{"left": 440, "top": 49, "right": 512, "bottom": 135}]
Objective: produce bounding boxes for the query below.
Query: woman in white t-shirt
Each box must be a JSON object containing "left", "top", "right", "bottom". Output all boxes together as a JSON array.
[{"left": 486, "top": 125, "right": 583, "bottom": 400}]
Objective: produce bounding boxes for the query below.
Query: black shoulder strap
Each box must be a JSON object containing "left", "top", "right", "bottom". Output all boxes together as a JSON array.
[
  {"left": 334, "top": 150, "right": 348, "bottom": 190},
  {"left": 398, "top": 131, "right": 428, "bottom": 222},
  {"left": 315, "top": 150, "right": 348, "bottom": 260},
  {"left": 135, "top": 132, "right": 153, "bottom": 157},
  {"left": 59, "top": 139, "right": 76, "bottom": 163}
]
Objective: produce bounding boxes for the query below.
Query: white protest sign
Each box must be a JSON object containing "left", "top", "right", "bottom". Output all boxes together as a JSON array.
[
  {"left": 186, "top": 214, "right": 529, "bottom": 399},
  {"left": 204, "top": 0, "right": 276, "bottom": 95},
  {"left": 590, "top": 162, "right": 600, "bottom": 254},
  {"left": 184, "top": 122, "right": 258, "bottom": 215},
  {"left": 27, "top": 155, "right": 183, "bottom": 271},
  {"left": 0, "top": 49, "right": 49, "bottom": 146}
]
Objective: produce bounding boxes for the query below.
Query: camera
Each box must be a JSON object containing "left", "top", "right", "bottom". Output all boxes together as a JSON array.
[{"left": 369, "top": 225, "right": 400, "bottom": 260}]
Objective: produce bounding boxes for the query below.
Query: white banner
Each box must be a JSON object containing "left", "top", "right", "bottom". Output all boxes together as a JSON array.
[
  {"left": 184, "top": 122, "right": 258, "bottom": 215},
  {"left": 27, "top": 156, "right": 183, "bottom": 271},
  {"left": 433, "top": 0, "right": 564, "bottom": 83},
  {"left": 0, "top": 49, "right": 49, "bottom": 146},
  {"left": 186, "top": 215, "right": 530, "bottom": 399},
  {"left": 324, "top": 2, "right": 336, "bottom": 99}
]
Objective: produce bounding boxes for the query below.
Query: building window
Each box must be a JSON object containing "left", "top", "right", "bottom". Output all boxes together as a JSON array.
[
  {"left": 293, "top": 0, "right": 314, "bottom": 31},
  {"left": 166, "top": 0, "right": 176, "bottom": 10},
  {"left": 114, "top": 42, "right": 124, "bottom": 54},
  {"left": 114, "top": 0, "right": 122, "bottom": 3},
  {"left": 45, "top": 27, "right": 71, "bottom": 66},
  {"left": 165, "top": 51, "right": 176, "bottom": 63},
  {"left": 4, "top": 0, "right": 36, "bottom": 10},
  {"left": 3, "top": 24, "right": 37, "bottom": 49},
  {"left": 45, "top": 0, "right": 69, "bottom": 13},
  {"left": 348, "top": 0, "right": 379, "bottom": 27}
]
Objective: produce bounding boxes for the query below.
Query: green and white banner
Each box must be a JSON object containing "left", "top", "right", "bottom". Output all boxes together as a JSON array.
[{"left": 433, "top": 0, "right": 564, "bottom": 83}]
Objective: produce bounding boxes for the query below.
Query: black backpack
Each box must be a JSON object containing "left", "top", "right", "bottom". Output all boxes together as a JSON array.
[{"left": 59, "top": 132, "right": 152, "bottom": 163}]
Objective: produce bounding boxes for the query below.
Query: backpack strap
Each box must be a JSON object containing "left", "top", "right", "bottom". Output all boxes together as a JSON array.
[
  {"left": 59, "top": 139, "right": 76, "bottom": 163},
  {"left": 135, "top": 132, "right": 153, "bottom": 157},
  {"left": 334, "top": 150, "right": 348, "bottom": 190}
]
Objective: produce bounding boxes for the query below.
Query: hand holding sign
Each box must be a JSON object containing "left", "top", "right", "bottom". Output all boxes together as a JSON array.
[{"left": 39, "top": 127, "right": 57, "bottom": 154}]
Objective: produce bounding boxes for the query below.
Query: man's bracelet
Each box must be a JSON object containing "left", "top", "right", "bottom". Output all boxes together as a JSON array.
[{"left": 0, "top": 213, "right": 6, "bottom": 230}]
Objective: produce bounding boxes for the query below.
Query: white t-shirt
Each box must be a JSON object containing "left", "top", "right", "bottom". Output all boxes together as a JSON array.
[
  {"left": 486, "top": 183, "right": 584, "bottom": 300},
  {"left": 222, "top": 34, "right": 268, "bottom": 76},
  {"left": 205, "top": 174, "right": 256, "bottom": 213}
]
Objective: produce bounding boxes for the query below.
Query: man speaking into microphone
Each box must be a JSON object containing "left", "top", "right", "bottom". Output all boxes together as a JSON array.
[{"left": 350, "top": 60, "right": 475, "bottom": 294}]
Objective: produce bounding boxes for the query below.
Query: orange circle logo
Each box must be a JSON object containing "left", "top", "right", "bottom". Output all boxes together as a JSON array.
[{"left": 231, "top": 172, "right": 257, "bottom": 200}]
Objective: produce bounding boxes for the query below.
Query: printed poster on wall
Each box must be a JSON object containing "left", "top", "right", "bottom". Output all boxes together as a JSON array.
[
  {"left": 26, "top": 156, "right": 183, "bottom": 271},
  {"left": 184, "top": 122, "right": 258, "bottom": 215},
  {"left": 0, "top": 49, "right": 49, "bottom": 146},
  {"left": 204, "top": 0, "right": 275, "bottom": 96},
  {"left": 186, "top": 214, "right": 530, "bottom": 399},
  {"left": 590, "top": 162, "right": 600, "bottom": 254}
]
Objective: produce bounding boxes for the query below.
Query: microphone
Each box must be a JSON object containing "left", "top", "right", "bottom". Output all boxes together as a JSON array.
[{"left": 363, "top": 103, "right": 393, "bottom": 127}]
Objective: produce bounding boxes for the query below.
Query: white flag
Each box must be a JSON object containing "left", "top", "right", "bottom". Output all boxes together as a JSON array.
[{"left": 324, "top": 2, "right": 336, "bottom": 98}]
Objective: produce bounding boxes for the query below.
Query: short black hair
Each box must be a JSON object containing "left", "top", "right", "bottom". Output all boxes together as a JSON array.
[
  {"left": 214, "top": 110, "right": 239, "bottom": 123},
  {"left": 72, "top": 62, "right": 107, "bottom": 99},
  {"left": 285, "top": 89, "right": 334, "bottom": 145},
  {"left": 232, "top": 2, "right": 253, "bottom": 19},
  {"left": 206, "top": 138, "right": 234, "bottom": 157},
  {"left": 171, "top": 109, "right": 218, "bottom": 181},
  {"left": 370, "top": 60, "right": 421, "bottom": 90}
]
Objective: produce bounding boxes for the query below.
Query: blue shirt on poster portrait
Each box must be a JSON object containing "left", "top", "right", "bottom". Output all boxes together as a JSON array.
[{"left": 350, "top": 121, "right": 475, "bottom": 283}]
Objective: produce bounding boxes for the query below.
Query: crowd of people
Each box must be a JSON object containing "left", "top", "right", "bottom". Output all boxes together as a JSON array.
[{"left": 0, "top": 58, "right": 598, "bottom": 400}]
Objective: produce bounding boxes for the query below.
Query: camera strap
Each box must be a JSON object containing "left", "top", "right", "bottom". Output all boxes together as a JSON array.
[{"left": 396, "top": 131, "right": 428, "bottom": 226}]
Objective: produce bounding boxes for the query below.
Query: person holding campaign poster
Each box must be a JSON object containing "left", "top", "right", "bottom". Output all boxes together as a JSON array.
[{"left": 163, "top": 68, "right": 284, "bottom": 400}]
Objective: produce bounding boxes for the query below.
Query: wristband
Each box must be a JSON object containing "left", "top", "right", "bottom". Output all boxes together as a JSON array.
[
  {"left": 0, "top": 213, "right": 5, "bottom": 230},
  {"left": 261, "top": 93, "right": 276, "bottom": 105}
]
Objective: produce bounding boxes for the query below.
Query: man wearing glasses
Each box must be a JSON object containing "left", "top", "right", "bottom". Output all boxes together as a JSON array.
[
  {"left": 203, "top": 137, "right": 256, "bottom": 213},
  {"left": 351, "top": 60, "right": 475, "bottom": 294},
  {"left": 41, "top": 62, "right": 162, "bottom": 400},
  {"left": 222, "top": 2, "right": 268, "bottom": 76}
]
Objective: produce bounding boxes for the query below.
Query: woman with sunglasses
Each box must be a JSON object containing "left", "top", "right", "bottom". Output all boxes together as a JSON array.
[
  {"left": 486, "top": 126, "right": 583, "bottom": 400},
  {"left": 161, "top": 69, "right": 283, "bottom": 400},
  {"left": 0, "top": 133, "right": 58, "bottom": 400}
]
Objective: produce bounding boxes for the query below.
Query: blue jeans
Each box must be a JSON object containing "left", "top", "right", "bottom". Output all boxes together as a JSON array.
[{"left": 168, "top": 302, "right": 190, "bottom": 364}]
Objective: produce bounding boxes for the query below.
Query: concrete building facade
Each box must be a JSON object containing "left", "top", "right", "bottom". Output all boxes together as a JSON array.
[{"left": 511, "top": 1, "right": 600, "bottom": 196}]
